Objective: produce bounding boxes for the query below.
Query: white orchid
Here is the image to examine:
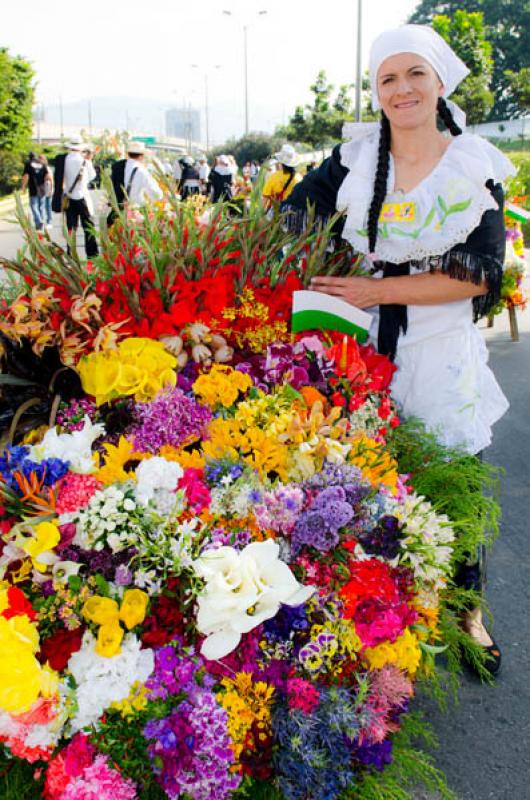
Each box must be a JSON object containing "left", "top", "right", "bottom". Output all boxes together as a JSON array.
[
  {"left": 193, "top": 539, "right": 315, "bottom": 660},
  {"left": 29, "top": 416, "right": 105, "bottom": 473}
]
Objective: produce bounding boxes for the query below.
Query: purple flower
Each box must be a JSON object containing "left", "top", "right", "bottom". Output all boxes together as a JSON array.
[
  {"left": 131, "top": 387, "right": 211, "bottom": 453},
  {"left": 354, "top": 738, "right": 393, "bottom": 771}
]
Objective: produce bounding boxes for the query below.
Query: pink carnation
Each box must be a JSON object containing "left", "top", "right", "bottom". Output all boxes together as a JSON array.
[
  {"left": 56, "top": 473, "right": 102, "bottom": 514},
  {"left": 179, "top": 468, "right": 211, "bottom": 513},
  {"left": 286, "top": 678, "right": 320, "bottom": 714},
  {"left": 61, "top": 755, "right": 137, "bottom": 800}
]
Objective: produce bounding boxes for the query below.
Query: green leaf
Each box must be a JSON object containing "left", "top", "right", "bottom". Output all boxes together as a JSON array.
[
  {"left": 447, "top": 198, "right": 472, "bottom": 215},
  {"left": 419, "top": 641, "right": 449, "bottom": 655},
  {"left": 423, "top": 206, "right": 437, "bottom": 229},
  {"left": 437, "top": 195, "right": 448, "bottom": 214},
  {"left": 68, "top": 574, "right": 82, "bottom": 592},
  {"left": 95, "top": 573, "right": 110, "bottom": 596},
  {"left": 0, "top": 374, "right": 39, "bottom": 387}
]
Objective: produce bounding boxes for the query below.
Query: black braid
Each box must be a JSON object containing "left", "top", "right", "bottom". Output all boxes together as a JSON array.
[
  {"left": 437, "top": 97, "right": 462, "bottom": 137},
  {"left": 367, "top": 112, "right": 391, "bottom": 255}
]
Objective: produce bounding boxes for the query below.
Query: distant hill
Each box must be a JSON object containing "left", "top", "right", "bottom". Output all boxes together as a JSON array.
[{"left": 42, "top": 95, "right": 282, "bottom": 146}]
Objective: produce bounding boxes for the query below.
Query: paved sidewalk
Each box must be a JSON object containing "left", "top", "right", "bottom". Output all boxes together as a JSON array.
[{"left": 415, "top": 296, "right": 530, "bottom": 800}]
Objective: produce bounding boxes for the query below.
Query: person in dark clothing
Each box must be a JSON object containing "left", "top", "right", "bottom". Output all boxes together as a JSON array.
[
  {"left": 21, "top": 153, "right": 47, "bottom": 230},
  {"left": 209, "top": 155, "right": 233, "bottom": 202},
  {"left": 179, "top": 156, "right": 201, "bottom": 200}
]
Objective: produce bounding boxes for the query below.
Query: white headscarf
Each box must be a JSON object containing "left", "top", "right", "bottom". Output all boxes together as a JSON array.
[{"left": 369, "top": 24, "right": 469, "bottom": 130}]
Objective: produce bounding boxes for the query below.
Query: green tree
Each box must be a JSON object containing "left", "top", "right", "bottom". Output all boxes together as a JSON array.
[
  {"left": 504, "top": 68, "right": 530, "bottom": 114},
  {"left": 409, "top": 0, "right": 530, "bottom": 118},
  {"left": 208, "top": 131, "right": 284, "bottom": 167},
  {"left": 0, "top": 47, "right": 35, "bottom": 195},
  {"left": 276, "top": 71, "right": 355, "bottom": 150},
  {"left": 432, "top": 11, "right": 494, "bottom": 124}
]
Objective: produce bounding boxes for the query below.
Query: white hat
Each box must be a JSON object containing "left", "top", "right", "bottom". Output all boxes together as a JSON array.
[
  {"left": 67, "top": 137, "right": 85, "bottom": 151},
  {"left": 217, "top": 154, "right": 230, "bottom": 166},
  {"left": 369, "top": 24, "right": 469, "bottom": 128},
  {"left": 82, "top": 141, "right": 95, "bottom": 153},
  {"left": 274, "top": 144, "right": 299, "bottom": 168},
  {"left": 127, "top": 140, "right": 146, "bottom": 155}
]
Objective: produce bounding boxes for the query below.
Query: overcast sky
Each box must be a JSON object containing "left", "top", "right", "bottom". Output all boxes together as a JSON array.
[{"left": 3, "top": 0, "right": 418, "bottom": 140}]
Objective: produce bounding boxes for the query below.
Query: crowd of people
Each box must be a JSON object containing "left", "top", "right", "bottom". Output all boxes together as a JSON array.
[{"left": 21, "top": 138, "right": 312, "bottom": 257}]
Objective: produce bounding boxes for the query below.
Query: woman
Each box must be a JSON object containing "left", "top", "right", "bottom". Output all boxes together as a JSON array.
[
  {"left": 285, "top": 24, "right": 515, "bottom": 674},
  {"left": 262, "top": 144, "right": 301, "bottom": 208}
]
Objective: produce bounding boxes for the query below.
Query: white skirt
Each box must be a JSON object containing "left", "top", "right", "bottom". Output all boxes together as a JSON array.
[{"left": 390, "top": 321, "right": 508, "bottom": 455}]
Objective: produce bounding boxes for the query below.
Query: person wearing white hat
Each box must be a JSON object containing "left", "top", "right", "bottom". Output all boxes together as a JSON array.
[
  {"left": 108, "top": 140, "right": 163, "bottom": 223},
  {"left": 210, "top": 155, "right": 234, "bottom": 203},
  {"left": 53, "top": 136, "right": 99, "bottom": 257},
  {"left": 285, "top": 24, "right": 517, "bottom": 675},
  {"left": 262, "top": 143, "right": 301, "bottom": 207}
]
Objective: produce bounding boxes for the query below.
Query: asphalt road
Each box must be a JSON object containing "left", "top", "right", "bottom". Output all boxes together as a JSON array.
[
  {"left": 413, "top": 306, "right": 530, "bottom": 800},
  {"left": 0, "top": 214, "right": 529, "bottom": 800}
]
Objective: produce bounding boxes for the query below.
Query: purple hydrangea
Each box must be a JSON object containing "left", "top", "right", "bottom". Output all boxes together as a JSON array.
[
  {"left": 131, "top": 387, "right": 212, "bottom": 453},
  {"left": 292, "top": 485, "right": 355, "bottom": 555}
]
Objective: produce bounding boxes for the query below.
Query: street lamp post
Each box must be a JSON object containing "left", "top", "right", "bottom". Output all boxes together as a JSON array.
[
  {"left": 355, "top": 0, "right": 362, "bottom": 122},
  {"left": 223, "top": 9, "right": 268, "bottom": 135},
  {"left": 192, "top": 64, "right": 221, "bottom": 151}
]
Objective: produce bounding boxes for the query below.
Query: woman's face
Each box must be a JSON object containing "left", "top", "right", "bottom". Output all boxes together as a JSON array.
[{"left": 376, "top": 52, "right": 443, "bottom": 129}]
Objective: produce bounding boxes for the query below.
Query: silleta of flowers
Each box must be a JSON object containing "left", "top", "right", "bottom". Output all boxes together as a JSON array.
[{"left": 0, "top": 197, "right": 485, "bottom": 799}]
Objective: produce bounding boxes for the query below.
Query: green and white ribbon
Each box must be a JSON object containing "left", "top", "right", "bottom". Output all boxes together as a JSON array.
[{"left": 292, "top": 290, "right": 372, "bottom": 343}]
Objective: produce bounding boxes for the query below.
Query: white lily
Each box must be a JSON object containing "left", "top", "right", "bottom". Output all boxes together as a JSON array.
[{"left": 193, "top": 539, "right": 315, "bottom": 660}]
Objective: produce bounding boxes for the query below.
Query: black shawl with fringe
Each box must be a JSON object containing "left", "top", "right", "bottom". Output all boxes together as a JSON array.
[{"left": 282, "top": 147, "right": 506, "bottom": 361}]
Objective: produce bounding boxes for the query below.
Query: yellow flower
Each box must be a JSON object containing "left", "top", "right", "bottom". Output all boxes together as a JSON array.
[
  {"left": 95, "top": 436, "right": 147, "bottom": 485},
  {"left": 82, "top": 596, "right": 120, "bottom": 626},
  {"left": 78, "top": 337, "right": 177, "bottom": 406},
  {"left": 218, "top": 671, "right": 275, "bottom": 762},
  {"left": 0, "top": 617, "right": 43, "bottom": 713},
  {"left": 363, "top": 629, "right": 422, "bottom": 676},
  {"left": 119, "top": 589, "right": 149, "bottom": 630},
  {"left": 193, "top": 365, "right": 252, "bottom": 408},
  {"left": 40, "top": 664, "right": 59, "bottom": 698},
  {"left": 22, "top": 522, "right": 61, "bottom": 573},
  {"left": 348, "top": 435, "right": 399, "bottom": 494},
  {"left": 110, "top": 681, "right": 149, "bottom": 717},
  {"left": 96, "top": 620, "right": 124, "bottom": 658},
  {"left": 159, "top": 445, "right": 205, "bottom": 470}
]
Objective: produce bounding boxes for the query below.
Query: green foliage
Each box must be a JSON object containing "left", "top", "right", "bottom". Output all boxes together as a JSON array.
[
  {"left": 504, "top": 68, "right": 530, "bottom": 114},
  {"left": 409, "top": 0, "right": 530, "bottom": 119},
  {"left": 432, "top": 11, "right": 493, "bottom": 124},
  {"left": 208, "top": 131, "right": 284, "bottom": 167},
  {"left": 505, "top": 151, "right": 530, "bottom": 241},
  {"left": 387, "top": 417, "right": 501, "bottom": 563},
  {"left": 0, "top": 47, "right": 35, "bottom": 195},
  {"left": 350, "top": 712, "right": 456, "bottom": 799},
  {"left": 276, "top": 70, "right": 355, "bottom": 150},
  {"left": 0, "top": 748, "right": 44, "bottom": 799}
]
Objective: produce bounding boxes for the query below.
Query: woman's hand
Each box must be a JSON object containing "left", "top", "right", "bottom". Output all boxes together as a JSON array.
[{"left": 310, "top": 276, "right": 382, "bottom": 308}]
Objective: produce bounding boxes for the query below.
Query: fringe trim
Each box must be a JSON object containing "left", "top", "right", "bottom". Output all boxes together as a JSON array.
[
  {"left": 410, "top": 249, "right": 503, "bottom": 321},
  {"left": 280, "top": 203, "right": 333, "bottom": 234}
]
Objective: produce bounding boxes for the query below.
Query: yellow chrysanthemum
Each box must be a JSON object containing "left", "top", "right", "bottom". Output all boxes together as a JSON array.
[
  {"left": 362, "top": 628, "right": 422, "bottom": 676},
  {"left": 193, "top": 365, "right": 252, "bottom": 409}
]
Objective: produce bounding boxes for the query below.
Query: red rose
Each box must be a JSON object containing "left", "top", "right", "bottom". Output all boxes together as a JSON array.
[{"left": 40, "top": 626, "right": 85, "bottom": 672}]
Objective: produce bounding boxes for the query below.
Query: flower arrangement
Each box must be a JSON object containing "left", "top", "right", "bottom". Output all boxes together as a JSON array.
[{"left": 0, "top": 191, "right": 496, "bottom": 800}]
